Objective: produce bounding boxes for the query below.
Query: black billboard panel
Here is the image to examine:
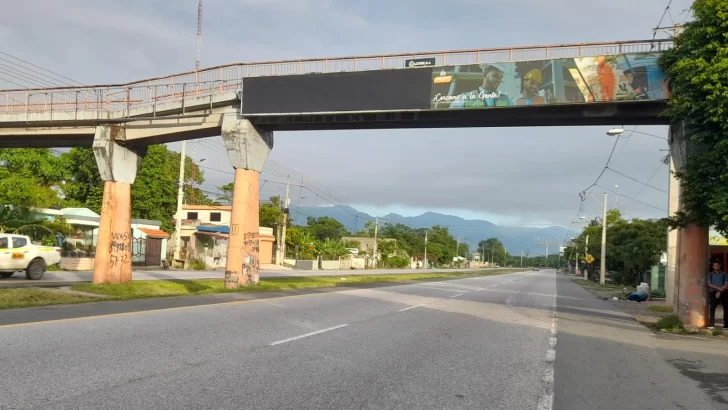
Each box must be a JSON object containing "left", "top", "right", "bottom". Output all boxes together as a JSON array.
[{"left": 242, "top": 68, "right": 432, "bottom": 114}]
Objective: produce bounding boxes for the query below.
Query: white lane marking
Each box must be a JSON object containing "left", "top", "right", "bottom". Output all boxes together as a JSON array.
[
  {"left": 416, "top": 285, "right": 471, "bottom": 293},
  {"left": 270, "top": 324, "right": 349, "bottom": 346},
  {"left": 399, "top": 304, "right": 426, "bottom": 312},
  {"left": 475, "top": 288, "right": 484, "bottom": 291},
  {"left": 425, "top": 282, "right": 482, "bottom": 290},
  {"left": 450, "top": 293, "right": 463, "bottom": 298},
  {"left": 537, "top": 276, "right": 558, "bottom": 410}
]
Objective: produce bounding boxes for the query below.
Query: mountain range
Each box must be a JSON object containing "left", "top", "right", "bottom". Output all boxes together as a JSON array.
[{"left": 290, "top": 205, "right": 577, "bottom": 255}]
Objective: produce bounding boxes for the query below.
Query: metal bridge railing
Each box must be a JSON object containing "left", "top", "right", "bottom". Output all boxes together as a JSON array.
[{"left": 0, "top": 39, "right": 673, "bottom": 117}]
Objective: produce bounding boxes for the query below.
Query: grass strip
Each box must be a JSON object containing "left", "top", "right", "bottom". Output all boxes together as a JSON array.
[
  {"left": 71, "top": 269, "right": 521, "bottom": 300},
  {"left": 0, "top": 288, "right": 101, "bottom": 310}
]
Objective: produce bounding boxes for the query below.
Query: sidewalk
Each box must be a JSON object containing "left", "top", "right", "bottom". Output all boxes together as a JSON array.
[{"left": 571, "top": 277, "right": 728, "bottom": 338}]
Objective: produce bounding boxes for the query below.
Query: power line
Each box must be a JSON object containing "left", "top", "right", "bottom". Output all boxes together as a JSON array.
[
  {"left": 605, "top": 167, "right": 668, "bottom": 193},
  {"left": 579, "top": 129, "right": 622, "bottom": 194},
  {"left": 594, "top": 184, "right": 666, "bottom": 212},
  {"left": 0, "top": 50, "right": 84, "bottom": 86},
  {"left": 622, "top": 162, "right": 667, "bottom": 214}
]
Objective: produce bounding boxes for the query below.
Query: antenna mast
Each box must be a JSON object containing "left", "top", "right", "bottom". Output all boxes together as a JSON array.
[{"left": 196, "top": 0, "right": 203, "bottom": 72}]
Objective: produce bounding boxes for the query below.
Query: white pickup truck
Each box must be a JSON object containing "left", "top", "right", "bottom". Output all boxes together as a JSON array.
[{"left": 0, "top": 234, "right": 62, "bottom": 280}]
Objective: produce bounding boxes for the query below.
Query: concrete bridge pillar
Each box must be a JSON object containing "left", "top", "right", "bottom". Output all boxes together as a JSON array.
[
  {"left": 221, "top": 117, "right": 273, "bottom": 288},
  {"left": 91, "top": 126, "right": 145, "bottom": 284},
  {"left": 669, "top": 122, "right": 710, "bottom": 328}
]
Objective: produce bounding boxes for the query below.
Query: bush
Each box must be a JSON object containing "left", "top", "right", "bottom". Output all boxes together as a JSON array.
[
  {"left": 655, "top": 314, "right": 683, "bottom": 331},
  {"left": 386, "top": 256, "right": 409, "bottom": 269},
  {"left": 187, "top": 258, "right": 207, "bottom": 271},
  {"left": 650, "top": 289, "right": 666, "bottom": 299}
]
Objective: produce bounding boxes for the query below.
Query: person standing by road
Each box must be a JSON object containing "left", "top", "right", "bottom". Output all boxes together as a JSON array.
[{"left": 707, "top": 261, "right": 728, "bottom": 328}]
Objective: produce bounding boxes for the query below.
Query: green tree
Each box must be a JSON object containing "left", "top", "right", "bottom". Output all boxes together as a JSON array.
[
  {"left": 61, "top": 145, "right": 210, "bottom": 232},
  {"left": 354, "top": 220, "right": 377, "bottom": 238},
  {"left": 606, "top": 218, "right": 667, "bottom": 285},
  {"left": 260, "top": 196, "right": 282, "bottom": 229},
  {"left": 659, "top": 0, "right": 728, "bottom": 233},
  {"left": 314, "top": 238, "right": 351, "bottom": 260},
  {"left": 305, "top": 216, "right": 348, "bottom": 241},
  {"left": 216, "top": 182, "right": 235, "bottom": 205},
  {"left": 0, "top": 148, "right": 66, "bottom": 207},
  {"left": 285, "top": 226, "right": 315, "bottom": 259},
  {"left": 426, "top": 225, "right": 457, "bottom": 265},
  {"left": 479, "top": 238, "right": 505, "bottom": 264}
]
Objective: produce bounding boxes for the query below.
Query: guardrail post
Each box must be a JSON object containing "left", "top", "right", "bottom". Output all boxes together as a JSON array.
[
  {"left": 153, "top": 86, "right": 157, "bottom": 117},
  {"left": 126, "top": 87, "right": 131, "bottom": 117},
  {"left": 182, "top": 83, "right": 186, "bottom": 115}
]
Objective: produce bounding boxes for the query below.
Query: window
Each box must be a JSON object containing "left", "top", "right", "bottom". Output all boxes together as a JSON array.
[
  {"left": 12, "top": 237, "right": 27, "bottom": 248},
  {"left": 186, "top": 212, "right": 199, "bottom": 220},
  {"left": 210, "top": 212, "right": 222, "bottom": 222},
  {"left": 0, "top": 236, "right": 7, "bottom": 249}
]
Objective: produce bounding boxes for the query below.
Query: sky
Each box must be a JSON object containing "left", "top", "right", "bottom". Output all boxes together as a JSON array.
[{"left": 0, "top": 0, "right": 695, "bottom": 227}]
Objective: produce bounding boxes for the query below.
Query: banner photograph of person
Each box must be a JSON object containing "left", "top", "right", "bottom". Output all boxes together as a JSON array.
[{"left": 429, "top": 53, "right": 668, "bottom": 110}]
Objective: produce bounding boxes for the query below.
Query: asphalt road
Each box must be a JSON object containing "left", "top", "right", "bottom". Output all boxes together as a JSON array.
[
  {"left": 0, "top": 266, "right": 498, "bottom": 286},
  {"left": 1, "top": 270, "right": 727, "bottom": 409}
]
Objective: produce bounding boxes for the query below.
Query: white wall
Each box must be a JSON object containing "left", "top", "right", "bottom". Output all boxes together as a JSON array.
[
  {"left": 175, "top": 208, "right": 231, "bottom": 225},
  {"left": 320, "top": 260, "right": 341, "bottom": 270}
]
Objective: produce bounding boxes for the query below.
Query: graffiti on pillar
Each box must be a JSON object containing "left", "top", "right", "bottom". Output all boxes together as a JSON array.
[
  {"left": 109, "top": 231, "right": 131, "bottom": 267},
  {"left": 241, "top": 232, "right": 260, "bottom": 284},
  {"left": 243, "top": 232, "right": 260, "bottom": 253}
]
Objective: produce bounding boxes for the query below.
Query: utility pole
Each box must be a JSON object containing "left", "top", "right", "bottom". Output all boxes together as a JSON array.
[
  {"left": 423, "top": 229, "right": 428, "bottom": 269},
  {"left": 456, "top": 236, "right": 461, "bottom": 258},
  {"left": 173, "top": 141, "right": 187, "bottom": 261},
  {"left": 280, "top": 176, "right": 291, "bottom": 264},
  {"left": 600, "top": 193, "right": 608, "bottom": 285},
  {"left": 520, "top": 250, "right": 523, "bottom": 267},
  {"left": 584, "top": 235, "right": 590, "bottom": 280},
  {"left": 373, "top": 216, "right": 379, "bottom": 268}
]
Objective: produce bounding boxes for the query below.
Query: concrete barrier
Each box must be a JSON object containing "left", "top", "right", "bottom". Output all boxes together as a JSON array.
[{"left": 60, "top": 257, "right": 95, "bottom": 271}]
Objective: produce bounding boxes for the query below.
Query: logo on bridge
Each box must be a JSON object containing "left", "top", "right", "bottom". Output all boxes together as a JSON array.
[{"left": 406, "top": 58, "right": 436, "bottom": 68}]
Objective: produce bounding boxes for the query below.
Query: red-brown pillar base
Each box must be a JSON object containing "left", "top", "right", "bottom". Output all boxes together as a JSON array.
[
  {"left": 92, "top": 181, "right": 133, "bottom": 284},
  {"left": 676, "top": 224, "right": 709, "bottom": 327},
  {"left": 224, "top": 169, "right": 261, "bottom": 289}
]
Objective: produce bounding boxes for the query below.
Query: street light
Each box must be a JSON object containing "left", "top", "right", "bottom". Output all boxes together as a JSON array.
[{"left": 606, "top": 128, "right": 668, "bottom": 141}]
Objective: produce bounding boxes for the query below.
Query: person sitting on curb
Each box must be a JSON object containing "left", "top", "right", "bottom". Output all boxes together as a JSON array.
[{"left": 707, "top": 261, "right": 728, "bottom": 328}]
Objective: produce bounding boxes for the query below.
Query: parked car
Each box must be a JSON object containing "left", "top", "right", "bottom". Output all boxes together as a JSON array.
[{"left": 0, "top": 234, "right": 62, "bottom": 280}]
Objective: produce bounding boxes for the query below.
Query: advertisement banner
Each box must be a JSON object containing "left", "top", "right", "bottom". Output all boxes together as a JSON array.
[{"left": 430, "top": 53, "right": 669, "bottom": 110}]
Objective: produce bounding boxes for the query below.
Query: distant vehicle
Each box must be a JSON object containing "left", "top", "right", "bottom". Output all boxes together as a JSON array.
[
  {"left": 532, "top": 268, "right": 540, "bottom": 271},
  {"left": 495, "top": 264, "right": 500, "bottom": 268},
  {"left": 0, "top": 234, "right": 62, "bottom": 280}
]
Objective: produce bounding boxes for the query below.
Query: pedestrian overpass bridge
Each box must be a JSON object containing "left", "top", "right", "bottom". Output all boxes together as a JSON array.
[
  {"left": 0, "top": 39, "right": 672, "bottom": 148},
  {"left": 4, "top": 38, "right": 707, "bottom": 327}
]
